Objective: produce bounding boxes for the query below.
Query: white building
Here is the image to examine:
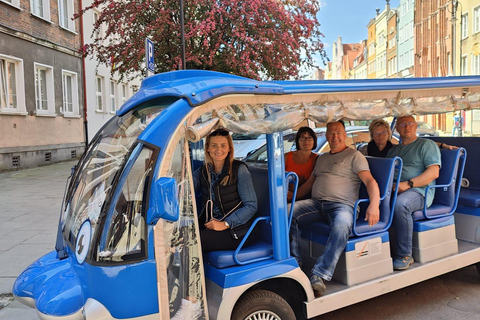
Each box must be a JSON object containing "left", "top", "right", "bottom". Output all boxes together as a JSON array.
[{"left": 82, "top": 0, "right": 142, "bottom": 141}]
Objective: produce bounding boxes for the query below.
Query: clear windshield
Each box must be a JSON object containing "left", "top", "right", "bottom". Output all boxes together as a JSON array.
[{"left": 63, "top": 104, "right": 169, "bottom": 249}]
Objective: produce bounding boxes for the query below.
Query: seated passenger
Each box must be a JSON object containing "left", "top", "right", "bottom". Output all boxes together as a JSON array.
[
  {"left": 193, "top": 128, "right": 258, "bottom": 252},
  {"left": 359, "top": 119, "right": 456, "bottom": 157},
  {"left": 387, "top": 116, "right": 441, "bottom": 270},
  {"left": 285, "top": 127, "right": 318, "bottom": 202},
  {"left": 290, "top": 120, "right": 380, "bottom": 295}
]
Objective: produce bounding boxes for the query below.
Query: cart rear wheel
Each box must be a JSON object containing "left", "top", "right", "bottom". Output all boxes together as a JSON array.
[{"left": 231, "top": 289, "right": 296, "bottom": 320}]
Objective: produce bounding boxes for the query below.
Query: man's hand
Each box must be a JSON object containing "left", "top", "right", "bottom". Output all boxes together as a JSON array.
[
  {"left": 204, "top": 219, "right": 229, "bottom": 231},
  {"left": 365, "top": 203, "right": 380, "bottom": 226},
  {"left": 395, "top": 181, "right": 411, "bottom": 194}
]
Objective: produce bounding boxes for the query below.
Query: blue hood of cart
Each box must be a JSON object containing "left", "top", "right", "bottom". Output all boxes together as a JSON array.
[{"left": 13, "top": 250, "right": 84, "bottom": 317}]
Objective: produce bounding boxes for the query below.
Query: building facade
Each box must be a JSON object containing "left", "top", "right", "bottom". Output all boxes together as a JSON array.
[
  {"left": 387, "top": 8, "right": 398, "bottom": 78},
  {"left": 375, "top": 2, "right": 391, "bottom": 78},
  {"left": 82, "top": 0, "right": 141, "bottom": 142},
  {"left": 397, "top": 0, "right": 415, "bottom": 78},
  {"left": 367, "top": 17, "right": 377, "bottom": 79},
  {"left": 0, "top": 0, "right": 85, "bottom": 170}
]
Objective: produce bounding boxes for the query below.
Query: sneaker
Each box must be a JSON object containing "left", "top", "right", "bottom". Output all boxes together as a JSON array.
[
  {"left": 393, "top": 256, "right": 414, "bottom": 270},
  {"left": 310, "top": 274, "right": 326, "bottom": 295}
]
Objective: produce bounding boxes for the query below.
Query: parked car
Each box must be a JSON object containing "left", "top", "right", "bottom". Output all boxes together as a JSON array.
[
  {"left": 232, "top": 133, "right": 266, "bottom": 159},
  {"left": 416, "top": 121, "right": 439, "bottom": 137},
  {"left": 243, "top": 126, "right": 398, "bottom": 166}
]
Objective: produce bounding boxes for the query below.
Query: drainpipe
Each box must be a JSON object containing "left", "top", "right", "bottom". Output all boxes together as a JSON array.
[{"left": 79, "top": 0, "right": 89, "bottom": 146}]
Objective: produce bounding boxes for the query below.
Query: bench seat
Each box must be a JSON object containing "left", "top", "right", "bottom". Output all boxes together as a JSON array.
[{"left": 205, "top": 241, "right": 273, "bottom": 269}]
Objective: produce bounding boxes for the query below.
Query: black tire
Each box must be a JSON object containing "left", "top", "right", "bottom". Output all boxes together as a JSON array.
[
  {"left": 231, "top": 289, "right": 296, "bottom": 320},
  {"left": 476, "top": 262, "right": 480, "bottom": 275}
]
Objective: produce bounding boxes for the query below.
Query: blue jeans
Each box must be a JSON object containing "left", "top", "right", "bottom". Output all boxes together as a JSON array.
[
  {"left": 290, "top": 199, "right": 353, "bottom": 281},
  {"left": 392, "top": 189, "right": 425, "bottom": 259}
]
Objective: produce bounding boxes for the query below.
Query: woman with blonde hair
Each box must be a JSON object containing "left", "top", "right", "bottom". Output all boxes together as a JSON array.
[
  {"left": 360, "top": 119, "right": 394, "bottom": 157},
  {"left": 193, "top": 128, "right": 257, "bottom": 252}
]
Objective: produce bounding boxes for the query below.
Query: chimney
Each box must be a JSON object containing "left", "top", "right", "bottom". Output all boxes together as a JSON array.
[{"left": 386, "top": 0, "right": 390, "bottom": 12}]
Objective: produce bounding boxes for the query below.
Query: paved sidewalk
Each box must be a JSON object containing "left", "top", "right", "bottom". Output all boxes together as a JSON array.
[{"left": 0, "top": 161, "right": 77, "bottom": 320}]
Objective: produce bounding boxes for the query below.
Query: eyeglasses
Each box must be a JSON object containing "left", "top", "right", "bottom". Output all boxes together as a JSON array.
[
  {"left": 209, "top": 128, "right": 229, "bottom": 137},
  {"left": 373, "top": 131, "right": 388, "bottom": 137},
  {"left": 396, "top": 121, "right": 416, "bottom": 129},
  {"left": 299, "top": 136, "right": 314, "bottom": 141}
]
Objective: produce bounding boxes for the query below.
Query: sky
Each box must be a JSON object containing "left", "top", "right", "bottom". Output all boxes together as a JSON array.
[{"left": 316, "top": 0, "right": 400, "bottom": 64}]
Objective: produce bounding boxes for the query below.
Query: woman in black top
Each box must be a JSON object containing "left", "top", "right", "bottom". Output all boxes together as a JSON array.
[{"left": 193, "top": 128, "right": 257, "bottom": 252}]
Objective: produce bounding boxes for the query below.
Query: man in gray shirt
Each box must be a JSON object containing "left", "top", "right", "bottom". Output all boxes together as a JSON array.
[{"left": 290, "top": 121, "right": 380, "bottom": 295}]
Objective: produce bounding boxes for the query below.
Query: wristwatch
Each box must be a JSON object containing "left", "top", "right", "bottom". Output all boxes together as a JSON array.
[
  {"left": 408, "top": 179, "right": 414, "bottom": 188},
  {"left": 224, "top": 221, "right": 230, "bottom": 228}
]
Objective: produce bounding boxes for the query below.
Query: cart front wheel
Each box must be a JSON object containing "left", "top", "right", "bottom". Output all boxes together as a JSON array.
[{"left": 231, "top": 289, "right": 296, "bottom": 320}]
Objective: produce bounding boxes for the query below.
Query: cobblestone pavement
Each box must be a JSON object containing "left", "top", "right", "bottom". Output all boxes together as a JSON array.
[{"left": 0, "top": 161, "right": 76, "bottom": 320}]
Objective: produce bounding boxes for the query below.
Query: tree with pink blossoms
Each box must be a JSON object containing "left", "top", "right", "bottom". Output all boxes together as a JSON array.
[{"left": 77, "top": 0, "right": 326, "bottom": 80}]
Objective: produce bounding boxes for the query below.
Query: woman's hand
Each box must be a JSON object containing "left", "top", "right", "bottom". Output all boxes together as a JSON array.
[
  {"left": 205, "top": 219, "right": 229, "bottom": 231},
  {"left": 287, "top": 191, "right": 293, "bottom": 203}
]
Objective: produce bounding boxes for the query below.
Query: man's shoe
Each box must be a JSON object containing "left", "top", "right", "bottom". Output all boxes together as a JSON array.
[
  {"left": 393, "top": 256, "right": 414, "bottom": 270},
  {"left": 310, "top": 274, "right": 326, "bottom": 295}
]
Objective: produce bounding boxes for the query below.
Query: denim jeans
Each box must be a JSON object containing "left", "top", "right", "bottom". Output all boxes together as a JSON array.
[
  {"left": 290, "top": 199, "right": 353, "bottom": 281},
  {"left": 392, "top": 189, "right": 425, "bottom": 259}
]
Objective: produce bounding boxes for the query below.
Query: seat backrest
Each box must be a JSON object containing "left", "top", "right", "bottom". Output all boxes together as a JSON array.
[
  {"left": 354, "top": 156, "right": 402, "bottom": 236},
  {"left": 248, "top": 166, "right": 272, "bottom": 242},
  {"left": 429, "top": 148, "right": 461, "bottom": 207},
  {"left": 420, "top": 147, "right": 467, "bottom": 219}
]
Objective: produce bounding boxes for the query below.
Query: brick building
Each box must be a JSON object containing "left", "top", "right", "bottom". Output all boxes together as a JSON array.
[{"left": 0, "top": 0, "right": 85, "bottom": 170}]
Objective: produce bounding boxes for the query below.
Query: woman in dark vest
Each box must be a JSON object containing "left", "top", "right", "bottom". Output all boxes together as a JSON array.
[{"left": 193, "top": 128, "right": 257, "bottom": 252}]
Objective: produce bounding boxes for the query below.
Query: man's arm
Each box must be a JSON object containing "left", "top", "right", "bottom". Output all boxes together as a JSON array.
[
  {"left": 294, "top": 174, "right": 315, "bottom": 200},
  {"left": 397, "top": 165, "right": 440, "bottom": 194},
  {"left": 358, "top": 170, "right": 381, "bottom": 226}
]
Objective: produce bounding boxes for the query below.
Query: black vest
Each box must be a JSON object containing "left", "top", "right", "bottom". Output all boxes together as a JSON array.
[
  {"left": 199, "top": 160, "right": 243, "bottom": 224},
  {"left": 199, "top": 160, "right": 254, "bottom": 239}
]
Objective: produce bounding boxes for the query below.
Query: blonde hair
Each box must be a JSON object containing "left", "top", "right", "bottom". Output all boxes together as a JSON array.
[
  {"left": 369, "top": 119, "right": 392, "bottom": 140},
  {"left": 204, "top": 128, "right": 234, "bottom": 186}
]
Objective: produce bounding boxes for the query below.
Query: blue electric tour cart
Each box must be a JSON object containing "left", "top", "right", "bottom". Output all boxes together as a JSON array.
[{"left": 13, "top": 70, "right": 480, "bottom": 320}]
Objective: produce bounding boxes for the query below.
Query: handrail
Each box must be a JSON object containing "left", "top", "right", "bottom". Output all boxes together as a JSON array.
[
  {"left": 285, "top": 171, "right": 299, "bottom": 230},
  {"left": 233, "top": 216, "right": 272, "bottom": 265}
]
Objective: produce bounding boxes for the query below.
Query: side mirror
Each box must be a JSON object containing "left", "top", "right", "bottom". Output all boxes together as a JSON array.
[{"left": 147, "top": 177, "right": 179, "bottom": 225}]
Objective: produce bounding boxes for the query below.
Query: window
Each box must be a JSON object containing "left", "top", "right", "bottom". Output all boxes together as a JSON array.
[
  {"left": 461, "top": 55, "right": 467, "bottom": 76},
  {"left": 462, "top": 13, "right": 469, "bottom": 39},
  {"left": 110, "top": 80, "right": 116, "bottom": 113},
  {"left": 475, "top": 6, "right": 480, "bottom": 34},
  {"left": 31, "top": 0, "right": 51, "bottom": 21},
  {"left": 2, "top": 0, "right": 20, "bottom": 8},
  {"left": 34, "top": 63, "right": 55, "bottom": 115},
  {"left": 58, "top": 0, "right": 75, "bottom": 31},
  {"left": 93, "top": 10, "right": 105, "bottom": 41},
  {"left": 95, "top": 76, "right": 104, "bottom": 111},
  {"left": 0, "top": 55, "right": 26, "bottom": 113},
  {"left": 121, "top": 83, "right": 128, "bottom": 104},
  {"left": 62, "top": 70, "right": 79, "bottom": 116},
  {"left": 98, "top": 146, "right": 154, "bottom": 263},
  {"left": 473, "top": 54, "right": 480, "bottom": 75}
]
